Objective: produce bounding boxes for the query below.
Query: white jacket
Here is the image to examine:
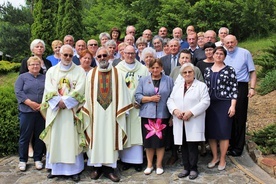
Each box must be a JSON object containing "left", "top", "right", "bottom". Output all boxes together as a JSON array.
[{"left": 167, "top": 79, "right": 210, "bottom": 144}]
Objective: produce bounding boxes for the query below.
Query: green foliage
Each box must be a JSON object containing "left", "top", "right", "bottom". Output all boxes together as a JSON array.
[
  {"left": 257, "top": 70, "right": 276, "bottom": 96},
  {"left": 31, "top": 0, "right": 58, "bottom": 56},
  {"left": 0, "top": 61, "right": 21, "bottom": 74},
  {"left": 252, "top": 123, "right": 276, "bottom": 155},
  {"left": 0, "top": 85, "right": 19, "bottom": 156},
  {"left": 255, "top": 40, "right": 276, "bottom": 78},
  {"left": 0, "top": 2, "right": 33, "bottom": 62}
]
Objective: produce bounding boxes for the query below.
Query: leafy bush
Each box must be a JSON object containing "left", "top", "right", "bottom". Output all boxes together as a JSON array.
[
  {"left": 255, "top": 40, "right": 276, "bottom": 79},
  {"left": 0, "top": 61, "right": 21, "bottom": 74},
  {"left": 0, "top": 86, "right": 19, "bottom": 157},
  {"left": 252, "top": 123, "right": 276, "bottom": 155},
  {"left": 257, "top": 70, "right": 276, "bottom": 95}
]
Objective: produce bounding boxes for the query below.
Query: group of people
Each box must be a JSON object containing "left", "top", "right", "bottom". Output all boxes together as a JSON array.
[{"left": 14, "top": 24, "right": 256, "bottom": 182}]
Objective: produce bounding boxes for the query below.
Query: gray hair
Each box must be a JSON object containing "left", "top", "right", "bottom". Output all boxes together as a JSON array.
[
  {"left": 136, "top": 37, "right": 147, "bottom": 46},
  {"left": 99, "top": 32, "right": 111, "bottom": 40},
  {"left": 218, "top": 27, "right": 229, "bottom": 34},
  {"left": 180, "top": 63, "right": 195, "bottom": 74},
  {"left": 104, "top": 40, "right": 116, "bottom": 47},
  {"left": 152, "top": 35, "right": 164, "bottom": 47},
  {"left": 30, "top": 39, "right": 45, "bottom": 51},
  {"left": 60, "top": 44, "right": 73, "bottom": 54},
  {"left": 96, "top": 46, "right": 110, "bottom": 56},
  {"left": 163, "top": 38, "right": 171, "bottom": 46},
  {"left": 141, "top": 47, "right": 157, "bottom": 61}
]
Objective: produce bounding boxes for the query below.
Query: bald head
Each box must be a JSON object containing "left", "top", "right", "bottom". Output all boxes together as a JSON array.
[{"left": 224, "top": 35, "right": 238, "bottom": 52}]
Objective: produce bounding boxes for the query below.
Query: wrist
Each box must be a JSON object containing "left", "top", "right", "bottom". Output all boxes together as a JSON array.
[{"left": 250, "top": 87, "right": 255, "bottom": 90}]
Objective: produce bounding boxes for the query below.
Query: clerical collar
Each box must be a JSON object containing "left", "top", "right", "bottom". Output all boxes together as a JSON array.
[
  {"left": 60, "top": 62, "right": 72, "bottom": 71},
  {"left": 124, "top": 61, "right": 136, "bottom": 69}
]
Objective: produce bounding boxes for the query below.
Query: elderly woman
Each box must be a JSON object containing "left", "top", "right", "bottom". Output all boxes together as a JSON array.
[
  {"left": 204, "top": 46, "right": 238, "bottom": 171},
  {"left": 167, "top": 63, "right": 210, "bottom": 180},
  {"left": 99, "top": 32, "right": 111, "bottom": 46},
  {"left": 197, "top": 32, "right": 205, "bottom": 48},
  {"left": 135, "top": 59, "right": 173, "bottom": 175},
  {"left": 135, "top": 37, "right": 147, "bottom": 63},
  {"left": 152, "top": 35, "right": 165, "bottom": 58},
  {"left": 104, "top": 40, "right": 117, "bottom": 63},
  {"left": 79, "top": 49, "right": 93, "bottom": 74},
  {"left": 196, "top": 42, "right": 216, "bottom": 76},
  {"left": 140, "top": 47, "right": 157, "bottom": 70},
  {"left": 19, "top": 39, "right": 52, "bottom": 74},
  {"left": 15, "top": 56, "right": 46, "bottom": 171},
  {"left": 163, "top": 38, "right": 171, "bottom": 55},
  {"left": 46, "top": 40, "right": 63, "bottom": 66}
]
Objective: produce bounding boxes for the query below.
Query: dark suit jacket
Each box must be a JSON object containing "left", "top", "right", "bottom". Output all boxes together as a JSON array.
[
  {"left": 160, "top": 54, "right": 180, "bottom": 75},
  {"left": 193, "top": 48, "right": 206, "bottom": 66}
]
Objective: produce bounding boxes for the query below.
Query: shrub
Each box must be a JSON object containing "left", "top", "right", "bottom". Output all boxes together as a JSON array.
[
  {"left": 0, "top": 61, "right": 21, "bottom": 74},
  {"left": 0, "top": 86, "right": 19, "bottom": 157},
  {"left": 257, "top": 70, "right": 276, "bottom": 95},
  {"left": 255, "top": 40, "right": 276, "bottom": 79},
  {"left": 252, "top": 123, "right": 276, "bottom": 155}
]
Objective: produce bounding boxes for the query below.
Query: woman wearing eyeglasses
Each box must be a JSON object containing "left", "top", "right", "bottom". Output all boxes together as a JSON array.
[
  {"left": 204, "top": 46, "right": 238, "bottom": 171},
  {"left": 167, "top": 63, "right": 210, "bottom": 180},
  {"left": 19, "top": 39, "right": 52, "bottom": 75},
  {"left": 15, "top": 56, "right": 46, "bottom": 171}
]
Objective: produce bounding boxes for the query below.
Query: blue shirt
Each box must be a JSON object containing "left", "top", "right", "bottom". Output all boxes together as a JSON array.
[
  {"left": 14, "top": 72, "right": 45, "bottom": 113},
  {"left": 224, "top": 47, "right": 255, "bottom": 82},
  {"left": 46, "top": 55, "right": 60, "bottom": 66}
]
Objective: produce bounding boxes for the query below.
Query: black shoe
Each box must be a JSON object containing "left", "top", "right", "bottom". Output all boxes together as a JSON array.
[
  {"left": 134, "top": 164, "right": 143, "bottom": 172},
  {"left": 122, "top": 163, "right": 131, "bottom": 170},
  {"left": 71, "top": 174, "right": 80, "bottom": 182},
  {"left": 178, "top": 170, "right": 189, "bottom": 178},
  {"left": 90, "top": 169, "right": 103, "bottom": 180},
  {"left": 47, "top": 173, "right": 56, "bottom": 179},
  {"left": 104, "top": 172, "right": 120, "bottom": 182},
  {"left": 189, "top": 171, "right": 198, "bottom": 180},
  {"left": 227, "top": 150, "right": 241, "bottom": 157}
]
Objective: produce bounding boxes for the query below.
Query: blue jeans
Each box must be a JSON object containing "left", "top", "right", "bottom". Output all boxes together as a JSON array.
[{"left": 18, "top": 112, "right": 45, "bottom": 162}]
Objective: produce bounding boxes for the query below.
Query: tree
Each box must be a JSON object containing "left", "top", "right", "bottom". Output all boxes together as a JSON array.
[
  {"left": 0, "top": 2, "right": 33, "bottom": 62},
  {"left": 31, "top": 0, "right": 58, "bottom": 56}
]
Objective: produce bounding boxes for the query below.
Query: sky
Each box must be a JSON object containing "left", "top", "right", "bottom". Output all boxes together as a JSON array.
[{"left": 0, "top": 0, "right": 26, "bottom": 7}]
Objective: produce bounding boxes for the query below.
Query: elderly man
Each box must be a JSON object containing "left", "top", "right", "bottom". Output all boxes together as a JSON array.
[
  {"left": 63, "top": 35, "right": 76, "bottom": 55},
  {"left": 116, "top": 45, "right": 148, "bottom": 172},
  {"left": 142, "top": 29, "right": 153, "bottom": 47},
  {"left": 124, "top": 34, "right": 137, "bottom": 51},
  {"left": 224, "top": 35, "right": 257, "bottom": 157},
  {"left": 215, "top": 27, "right": 229, "bottom": 46},
  {"left": 158, "top": 27, "right": 168, "bottom": 39},
  {"left": 126, "top": 25, "right": 136, "bottom": 37},
  {"left": 160, "top": 38, "right": 181, "bottom": 75},
  {"left": 72, "top": 40, "right": 86, "bottom": 65},
  {"left": 82, "top": 47, "right": 132, "bottom": 182},
  {"left": 172, "top": 27, "right": 189, "bottom": 50},
  {"left": 187, "top": 32, "right": 199, "bottom": 56},
  {"left": 40, "top": 45, "right": 86, "bottom": 182},
  {"left": 87, "top": 39, "right": 99, "bottom": 57},
  {"left": 193, "top": 30, "right": 217, "bottom": 66}
]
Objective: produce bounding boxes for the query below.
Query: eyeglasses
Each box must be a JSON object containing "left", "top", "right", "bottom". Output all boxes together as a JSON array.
[
  {"left": 97, "top": 54, "right": 108, "bottom": 58},
  {"left": 89, "top": 44, "right": 98, "bottom": 46},
  {"left": 62, "top": 53, "right": 73, "bottom": 58},
  {"left": 29, "top": 64, "right": 40, "bottom": 66},
  {"left": 182, "top": 71, "right": 193, "bottom": 74},
  {"left": 124, "top": 52, "right": 135, "bottom": 55}
]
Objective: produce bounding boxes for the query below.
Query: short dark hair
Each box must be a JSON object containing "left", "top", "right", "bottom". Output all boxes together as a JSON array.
[
  {"left": 203, "top": 42, "right": 216, "bottom": 50},
  {"left": 213, "top": 46, "right": 227, "bottom": 56},
  {"left": 149, "top": 58, "right": 163, "bottom": 68}
]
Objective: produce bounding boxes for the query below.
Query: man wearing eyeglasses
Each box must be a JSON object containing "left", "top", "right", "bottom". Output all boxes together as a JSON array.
[
  {"left": 40, "top": 44, "right": 86, "bottom": 182},
  {"left": 87, "top": 39, "right": 99, "bottom": 57},
  {"left": 116, "top": 45, "right": 148, "bottom": 172},
  {"left": 82, "top": 47, "right": 132, "bottom": 182}
]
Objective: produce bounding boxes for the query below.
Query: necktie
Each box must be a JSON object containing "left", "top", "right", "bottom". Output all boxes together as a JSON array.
[{"left": 171, "top": 55, "right": 177, "bottom": 71}]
